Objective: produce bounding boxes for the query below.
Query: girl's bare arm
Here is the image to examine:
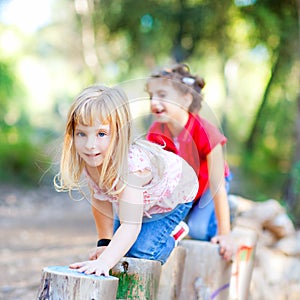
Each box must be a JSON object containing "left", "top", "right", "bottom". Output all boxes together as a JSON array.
[
  {"left": 207, "top": 144, "right": 236, "bottom": 260},
  {"left": 70, "top": 171, "right": 148, "bottom": 275},
  {"left": 91, "top": 196, "right": 114, "bottom": 240},
  {"left": 207, "top": 144, "right": 230, "bottom": 235},
  {"left": 88, "top": 197, "right": 114, "bottom": 260}
]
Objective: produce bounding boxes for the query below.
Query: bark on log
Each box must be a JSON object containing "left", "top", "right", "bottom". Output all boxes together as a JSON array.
[
  {"left": 178, "top": 240, "right": 232, "bottom": 300},
  {"left": 36, "top": 265, "right": 118, "bottom": 300},
  {"left": 111, "top": 257, "right": 161, "bottom": 300},
  {"left": 157, "top": 246, "right": 186, "bottom": 300}
]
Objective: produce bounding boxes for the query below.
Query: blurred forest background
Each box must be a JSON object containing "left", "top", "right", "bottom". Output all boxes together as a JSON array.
[{"left": 0, "top": 0, "right": 299, "bottom": 225}]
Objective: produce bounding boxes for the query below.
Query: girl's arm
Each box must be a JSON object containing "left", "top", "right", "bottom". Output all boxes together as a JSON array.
[
  {"left": 91, "top": 196, "right": 114, "bottom": 240},
  {"left": 70, "top": 171, "right": 147, "bottom": 276},
  {"left": 89, "top": 196, "right": 114, "bottom": 260},
  {"left": 94, "top": 183, "right": 144, "bottom": 271},
  {"left": 207, "top": 144, "right": 235, "bottom": 260}
]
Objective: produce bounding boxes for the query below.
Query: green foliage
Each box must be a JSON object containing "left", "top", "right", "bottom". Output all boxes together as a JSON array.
[
  {"left": 239, "top": 147, "right": 287, "bottom": 201},
  {"left": 92, "top": 0, "right": 234, "bottom": 65},
  {"left": 291, "top": 161, "right": 300, "bottom": 196},
  {"left": 0, "top": 62, "right": 15, "bottom": 116},
  {"left": 0, "top": 0, "right": 299, "bottom": 220},
  {"left": 0, "top": 59, "right": 52, "bottom": 186},
  {"left": 0, "top": 125, "right": 52, "bottom": 186}
]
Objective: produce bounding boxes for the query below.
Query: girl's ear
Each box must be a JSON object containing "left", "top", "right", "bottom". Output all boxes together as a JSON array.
[{"left": 184, "top": 93, "right": 193, "bottom": 109}]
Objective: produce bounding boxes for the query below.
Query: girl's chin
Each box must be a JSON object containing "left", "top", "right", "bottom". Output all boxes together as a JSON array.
[
  {"left": 154, "top": 114, "right": 169, "bottom": 122},
  {"left": 84, "top": 159, "right": 103, "bottom": 168}
]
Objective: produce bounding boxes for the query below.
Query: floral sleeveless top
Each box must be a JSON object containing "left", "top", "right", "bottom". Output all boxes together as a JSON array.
[{"left": 85, "top": 144, "right": 198, "bottom": 217}]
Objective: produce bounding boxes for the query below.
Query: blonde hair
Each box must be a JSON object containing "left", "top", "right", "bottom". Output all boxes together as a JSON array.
[
  {"left": 54, "top": 84, "right": 132, "bottom": 196},
  {"left": 55, "top": 84, "right": 167, "bottom": 197}
]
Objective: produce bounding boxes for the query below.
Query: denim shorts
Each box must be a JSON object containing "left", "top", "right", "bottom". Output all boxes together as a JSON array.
[{"left": 114, "top": 201, "right": 192, "bottom": 264}]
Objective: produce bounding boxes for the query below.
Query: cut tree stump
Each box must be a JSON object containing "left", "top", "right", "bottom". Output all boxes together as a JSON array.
[
  {"left": 178, "top": 240, "right": 232, "bottom": 300},
  {"left": 111, "top": 257, "right": 161, "bottom": 299},
  {"left": 36, "top": 265, "right": 119, "bottom": 300},
  {"left": 157, "top": 246, "right": 186, "bottom": 300}
]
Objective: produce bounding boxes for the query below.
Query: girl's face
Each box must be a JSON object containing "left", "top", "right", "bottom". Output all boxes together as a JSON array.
[
  {"left": 147, "top": 79, "right": 191, "bottom": 124},
  {"left": 74, "top": 120, "right": 111, "bottom": 169}
]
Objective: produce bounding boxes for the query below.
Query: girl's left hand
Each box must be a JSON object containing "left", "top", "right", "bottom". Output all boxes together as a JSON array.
[
  {"left": 211, "top": 234, "right": 237, "bottom": 262},
  {"left": 89, "top": 246, "right": 107, "bottom": 260},
  {"left": 69, "top": 259, "right": 110, "bottom": 276}
]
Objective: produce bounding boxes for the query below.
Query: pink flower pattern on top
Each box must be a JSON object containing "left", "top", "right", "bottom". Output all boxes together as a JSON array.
[{"left": 85, "top": 144, "right": 198, "bottom": 217}]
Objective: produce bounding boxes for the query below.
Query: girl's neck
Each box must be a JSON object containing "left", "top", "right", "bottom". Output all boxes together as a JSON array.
[
  {"left": 86, "top": 165, "right": 101, "bottom": 183},
  {"left": 167, "top": 111, "right": 189, "bottom": 137}
]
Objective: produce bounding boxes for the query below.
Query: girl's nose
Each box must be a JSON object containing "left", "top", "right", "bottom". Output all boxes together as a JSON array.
[
  {"left": 85, "top": 136, "right": 96, "bottom": 149},
  {"left": 150, "top": 97, "right": 160, "bottom": 106}
]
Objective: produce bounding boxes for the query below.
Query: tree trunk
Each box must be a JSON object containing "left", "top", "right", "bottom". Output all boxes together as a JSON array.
[
  {"left": 36, "top": 266, "right": 118, "bottom": 300},
  {"left": 111, "top": 257, "right": 162, "bottom": 300},
  {"left": 178, "top": 240, "right": 232, "bottom": 300},
  {"left": 246, "top": 52, "right": 280, "bottom": 152},
  {"left": 282, "top": 0, "right": 300, "bottom": 226},
  {"left": 157, "top": 246, "right": 186, "bottom": 300}
]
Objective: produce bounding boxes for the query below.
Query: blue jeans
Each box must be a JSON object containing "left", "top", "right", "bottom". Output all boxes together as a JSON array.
[
  {"left": 114, "top": 201, "right": 192, "bottom": 264},
  {"left": 187, "top": 174, "right": 232, "bottom": 241}
]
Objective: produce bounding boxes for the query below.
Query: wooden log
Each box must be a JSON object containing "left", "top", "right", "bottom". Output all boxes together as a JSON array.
[
  {"left": 111, "top": 257, "right": 162, "bottom": 299},
  {"left": 178, "top": 240, "right": 232, "bottom": 300},
  {"left": 36, "top": 265, "right": 119, "bottom": 300},
  {"left": 157, "top": 246, "right": 186, "bottom": 300},
  {"left": 229, "top": 226, "right": 258, "bottom": 300}
]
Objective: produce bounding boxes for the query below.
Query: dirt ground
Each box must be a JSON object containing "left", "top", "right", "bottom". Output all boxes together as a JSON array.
[{"left": 0, "top": 183, "right": 97, "bottom": 300}]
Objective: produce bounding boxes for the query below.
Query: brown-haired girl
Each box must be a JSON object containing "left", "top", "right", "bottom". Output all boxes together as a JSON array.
[{"left": 146, "top": 64, "right": 235, "bottom": 261}]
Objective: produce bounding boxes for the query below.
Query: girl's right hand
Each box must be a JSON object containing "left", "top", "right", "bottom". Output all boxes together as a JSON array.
[
  {"left": 70, "top": 258, "right": 110, "bottom": 276},
  {"left": 211, "top": 234, "right": 237, "bottom": 261},
  {"left": 89, "top": 246, "right": 107, "bottom": 260}
]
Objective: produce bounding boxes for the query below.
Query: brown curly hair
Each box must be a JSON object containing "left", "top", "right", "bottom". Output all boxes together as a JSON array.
[{"left": 148, "top": 63, "right": 205, "bottom": 113}]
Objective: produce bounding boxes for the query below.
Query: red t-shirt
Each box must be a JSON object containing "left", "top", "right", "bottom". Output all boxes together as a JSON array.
[{"left": 147, "top": 113, "right": 229, "bottom": 199}]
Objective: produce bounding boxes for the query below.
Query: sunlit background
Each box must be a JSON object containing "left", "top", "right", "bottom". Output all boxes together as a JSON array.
[{"left": 0, "top": 0, "right": 299, "bottom": 222}]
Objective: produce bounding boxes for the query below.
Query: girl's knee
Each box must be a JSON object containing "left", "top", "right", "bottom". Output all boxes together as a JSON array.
[
  {"left": 148, "top": 235, "right": 175, "bottom": 264},
  {"left": 126, "top": 235, "right": 175, "bottom": 264},
  {"left": 187, "top": 204, "right": 217, "bottom": 241},
  {"left": 187, "top": 218, "right": 211, "bottom": 241}
]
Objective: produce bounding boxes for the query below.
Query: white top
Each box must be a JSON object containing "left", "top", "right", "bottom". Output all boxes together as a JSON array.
[{"left": 85, "top": 144, "right": 198, "bottom": 217}]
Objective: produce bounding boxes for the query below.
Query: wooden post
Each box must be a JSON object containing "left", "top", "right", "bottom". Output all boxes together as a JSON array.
[
  {"left": 111, "top": 257, "right": 162, "bottom": 299},
  {"left": 229, "top": 226, "right": 258, "bottom": 300},
  {"left": 178, "top": 240, "right": 232, "bottom": 300},
  {"left": 36, "top": 265, "right": 119, "bottom": 300},
  {"left": 157, "top": 246, "right": 186, "bottom": 300}
]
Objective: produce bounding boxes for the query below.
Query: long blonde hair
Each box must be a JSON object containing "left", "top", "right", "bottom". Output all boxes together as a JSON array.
[{"left": 54, "top": 84, "right": 132, "bottom": 196}]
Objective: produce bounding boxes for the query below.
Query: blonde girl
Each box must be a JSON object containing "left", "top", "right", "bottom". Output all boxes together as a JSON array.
[{"left": 55, "top": 84, "right": 198, "bottom": 276}]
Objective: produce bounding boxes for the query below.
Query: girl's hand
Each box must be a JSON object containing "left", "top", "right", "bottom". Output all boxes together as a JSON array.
[
  {"left": 89, "top": 246, "right": 107, "bottom": 260},
  {"left": 211, "top": 234, "right": 237, "bottom": 262},
  {"left": 69, "top": 259, "right": 110, "bottom": 276}
]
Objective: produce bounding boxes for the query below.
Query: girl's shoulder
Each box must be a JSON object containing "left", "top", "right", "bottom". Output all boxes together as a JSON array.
[
  {"left": 189, "top": 114, "right": 227, "bottom": 144},
  {"left": 192, "top": 114, "right": 221, "bottom": 134}
]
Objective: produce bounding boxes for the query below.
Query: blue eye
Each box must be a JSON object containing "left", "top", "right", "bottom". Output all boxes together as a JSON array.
[
  {"left": 98, "top": 132, "right": 106, "bottom": 137},
  {"left": 76, "top": 132, "right": 85, "bottom": 137}
]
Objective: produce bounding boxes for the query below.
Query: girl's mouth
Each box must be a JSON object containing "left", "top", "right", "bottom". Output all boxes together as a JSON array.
[
  {"left": 86, "top": 153, "right": 100, "bottom": 157},
  {"left": 153, "top": 107, "right": 165, "bottom": 115}
]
